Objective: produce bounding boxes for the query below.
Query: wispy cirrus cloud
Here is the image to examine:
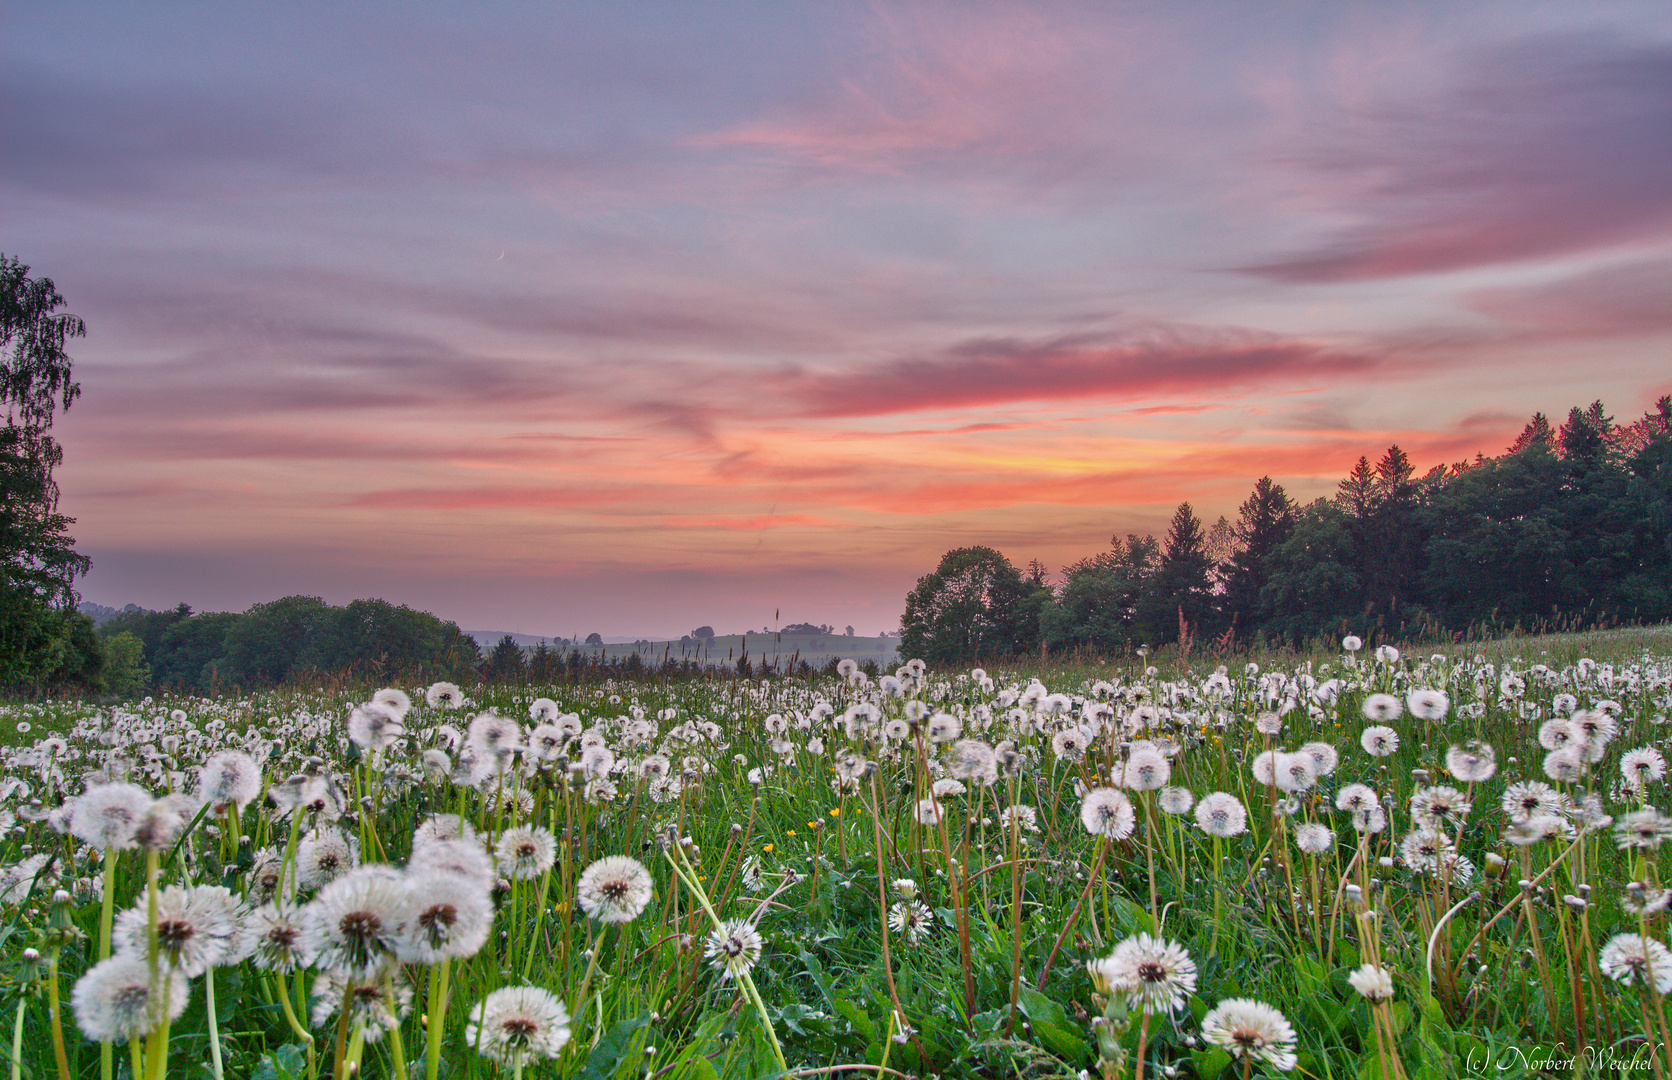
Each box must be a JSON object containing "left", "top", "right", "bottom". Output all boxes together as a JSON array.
[
  {"left": 1466, "top": 257, "right": 1672, "bottom": 338},
  {"left": 1242, "top": 34, "right": 1672, "bottom": 282},
  {"left": 778, "top": 327, "right": 1384, "bottom": 417}
]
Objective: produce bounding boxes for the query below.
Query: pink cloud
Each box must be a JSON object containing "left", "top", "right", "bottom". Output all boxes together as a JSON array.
[
  {"left": 1241, "top": 35, "right": 1672, "bottom": 282},
  {"left": 1466, "top": 258, "right": 1672, "bottom": 337},
  {"left": 342, "top": 486, "right": 650, "bottom": 510},
  {"left": 780, "top": 328, "right": 1382, "bottom": 417}
]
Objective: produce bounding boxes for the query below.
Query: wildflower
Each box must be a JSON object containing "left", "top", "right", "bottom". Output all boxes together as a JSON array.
[
  {"left": 413, "top": 813, "right": 478, "bottom": 848},
  {"left": 947, "top": 739, "right": 999, "bottom": 786},
  {"left": 1538, "top": 718, "right": 1575, "bottom": 751},
  {"left": 1298, "top": 741, "right": 1339, "bottom": 777},
  {"left": 1622, "top": 747, "right": 1668, "bottom": 790},
  {"left": 395, "top": 873, "right": 493, "bottom": 963},
  {"left": 575, "top": 856, "right": 655, "bottom": 924},
  {"left": 1409, "top": 786, "right": 1471, "bottom": 831},
  {"left": 1573, "top": 710, "right": 1620, "bottom": 748},
  {"left": 1335, "top": 784, "right": 1378, "bottom": 813},
  {"left": 1294, "top": 823, "right": 1334, "bottom": 855},
  {"left": 302, "top": 866, "right": 406, "bottom": 977},
  {"left": 1347, "top": 964, "right": 1395, "bottom": 1002},
  {"left": 1504, "top": 814, "right": 1571, "bottom": 846},
  {"left": 1201, "top": 998, "right": 1298, "bottom": 1072},
  {"left": 1080, "top": 788, "right": 1136, "bottom": 840},
  {"left": 1501, "top": 781, "right": 1564, "bottom": 821},
  {"left": 1615, "top": 809, "right": 1672, "bottom": 851},
  {"left": 1342, "top": 635, "right": 1362, "bottom": 652},
  {"left": 496, "top": 826, "right": 557, "bottom": 881},
  {"left": 1599, "top": 935, "right": 1672, "bottom": 994},
  {"left": 1116, "top": 746, "right": 1171, "bottom": 791},
  {"left": 1405, "top": 690, "right": 1450, "bottom": 721},
  {"left": 1349, "top": 804, "right": 1389, "bottom": 834},
  {"left": 1445, "top": 742, "right": 1496, "bottom": 783},
  {"left": 411, "top": 837, "right": 495, "bottom": 889},
  {"left": 71, "top": 955, "right": 190, "bottom": 1044},
  {"left": 1194, "top": 792, "right": 1247, "bottom": 838},
  {"left": 347, "top": 703, "right": 406, "bottom": 751},
  {"left": 926, "top": 713, "right": 962, "bottom": 743},
  {"left": 888, "top": 901, "right": 935, "bottom": 944},
  {"left": 834, "top": 751, "right": 869, "bottom": 785},
  {"left": 1050, "top": 728, "right": 1089, "bottom": 761},
  {"left": 297, "top": 830, "right": 357, "bottom": 890},
  {"left": 1360, "top": 726, "right": 1400, "bottom": 756},
  {"left": 196, "top": 751, "right": 262, "bottom": 811},
  {"left": 1543, "top": 747, "right": 1585, "bottom": 783},
  {"left": 466, "top": 986, "right": 573, "bottom": 1067},
  {"left": 893, "top": 878, "right": 919, "bottom": 900},
  {"left": 1089, "top": 933, "right": 1198, "bottom": 1014},
  {"left": 467, "top": 711, "right": 524, "bottom": 765},
  {"left": 999, "top": 804, "right": 1040, "bottom": 833},
  {"left": 70, "top": 782, "right": 154, "bottom": 851},
  {"left": 1158, "top": 787, "right": 1194, "bottom": 815},
  {"left": 1361, "top": 694, "right": 1402, "bottom": 723},
  {"left": 421, "top": 749, "right": 451, "bottom": 782},
  {"left": 114, "top": 885, "right": 243, "bottom": 977},
  {"left": 704, "top": 920, "right": 764, "bottom": 980},
  {"left": 373, "top": 688, "right": 412, "bottom": 716},
  {"left": 426, "top": 682, "right": 465, "bottom": 709},
  {"left": 310, "top": 969, "right": 414, "bottom": 1043},
  {"left": 248, "top": 904, "right": 310, "bottom": 973},
  {"left": 1254, "top": 712, "right": 1283, "bottom": 736},
  {"left": 914, "top": 797, "right": 944, "bottom": 827}
]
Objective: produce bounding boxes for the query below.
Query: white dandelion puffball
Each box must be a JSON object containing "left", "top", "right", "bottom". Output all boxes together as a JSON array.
[
  {"left": 1361, "top": 726, "right": 1400, "bottom": 757},
  {"left": 704, "top": 919, "right": 764, "bottom": 980},
  {"left": 1348, "top": 964, "right": 1395, "bottom": 1002},
  {"left": 1361, "top": 694, "right": 1402, "bottom": 722},
  {"left": 1079, "top": 787, "right": 1136, "bottom": 840},
  {"left": 467, "top": 986, "right": 572, "bottom": 1067},
  {"left": 1406, "top": 689, "right": 1449, "bottom": 721},
  {"left": 1201, "top": 998, "right": 1298, "bottom": 1072},
  {"left": 495, "top": 826, "right": 557, "bottom": 881},
  {"left": 394, "top": 872, "right": 493, "bottom": 963},
  {"left": 1194, "top": 792, "right": 1247, "bottom": 838},
  {"left": 1087, "top": 933, "right": 1198, "bottom": 1014},
  {"left": 576, "top": 856, "right": 655, "bottom": 924},
  {"left": 72, "top": 955, "right": 190, "bottom": 1045},
  {"left": 1599, "top": 934, "right": 1672, "bottom": 994}
]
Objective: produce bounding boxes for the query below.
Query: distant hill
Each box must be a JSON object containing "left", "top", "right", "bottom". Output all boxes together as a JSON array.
[
  {"left": 566, "top": 630, "right": 899, "bottom": 669},
  {"left": 464, "top": 631, "right": 574, "bottom": 648},
  {"left": 78, "top": 601, "right": 153, "bottom": 626}
]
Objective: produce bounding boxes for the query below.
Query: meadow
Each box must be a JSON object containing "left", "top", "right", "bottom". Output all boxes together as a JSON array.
[{"left": 2, "top": 627, "right": 1670, "bottom": 1079}]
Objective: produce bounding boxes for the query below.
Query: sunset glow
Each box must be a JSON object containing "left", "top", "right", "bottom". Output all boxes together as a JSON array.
[{"left": 6, "top": 3, "right": 1669, "bottom": 636}]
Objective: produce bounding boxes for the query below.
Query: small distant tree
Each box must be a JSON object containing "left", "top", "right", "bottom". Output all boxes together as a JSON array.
[
  {"left": 585, "top": 632, "right": 604, "bottom": 646},
  {"left": 527, "top": 639, "right": 556, "bottom": 681},
  {"left": 692, "top": 626, "right": 715, "bottom": 641},
  {"left": 844, "top": 625, "right": 854, "bottom": 636},
  {"left": 485, "top": 635, "right": 527, "bottom": 681}
]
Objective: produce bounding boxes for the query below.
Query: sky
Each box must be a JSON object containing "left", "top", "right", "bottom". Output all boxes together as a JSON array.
[{"left": 4, "top": 2, "right": 1669, "bottom": 639}]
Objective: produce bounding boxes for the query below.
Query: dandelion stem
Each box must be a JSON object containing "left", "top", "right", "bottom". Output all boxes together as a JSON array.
[
  {"left": 206, "top": 966, "right": 224, "bottom": 1080},
  {"left": 11, "top": 998, "right": 24, "bottom": 1080},
  {"left": 46, "top": 948, "right": 70, "bottom": 1080},
  {"left": 97, "top": 847, "right": 118, "bottom": 1080},
  {"left": 425, "top": 958, "right": 449, "bottom": 1080}
]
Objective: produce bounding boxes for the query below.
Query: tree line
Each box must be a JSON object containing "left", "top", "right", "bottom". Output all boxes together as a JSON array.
[
  {"left": 93, "top": 596, "right": 485, "bottom": 694},
  {"left": 901, "top": 397, "right": 1672, "bottom": 663}
]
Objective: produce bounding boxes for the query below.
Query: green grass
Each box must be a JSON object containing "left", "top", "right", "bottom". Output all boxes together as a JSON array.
[{"left": 1, "top": 630, "right": 1669, "bottom": 1077}]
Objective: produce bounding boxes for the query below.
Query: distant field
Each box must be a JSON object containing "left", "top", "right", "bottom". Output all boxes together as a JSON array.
[{"left": 545, "top": 630, "right": 899, "bottom": 669}]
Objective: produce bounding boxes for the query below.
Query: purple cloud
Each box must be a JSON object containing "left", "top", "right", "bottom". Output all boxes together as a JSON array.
[{"left": 1241, "top": 34, "right": 1672, "bottom": 281}]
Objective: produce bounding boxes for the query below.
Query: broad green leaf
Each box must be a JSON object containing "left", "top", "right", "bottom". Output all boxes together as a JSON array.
[{"left": 577, "top": 1012, "right": 652, "bottom": 1080}]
